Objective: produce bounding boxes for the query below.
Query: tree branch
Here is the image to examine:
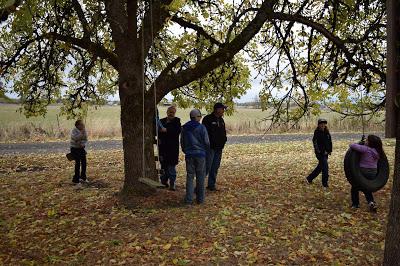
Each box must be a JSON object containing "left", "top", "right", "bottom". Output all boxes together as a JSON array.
[
  {"left": 171, "top": 16, "right": 222, "bottom": 46},
  {"left": 268, "top": 12, "right": 386, "bottom": 82},
  {"left": 139, "top": 0, "right": 173, "bottom": 58},
  {"left": 0, "top": 0, "right": 22, "bottom": 22},
  {"left": 46, "top": 32, "right": 118, "bottom": 69},
  {"left": 71, "top": 0, "right": 89, "bottom": 38},
  {"left": 154, "top": 0, "right": 278, "bottom": 102}
]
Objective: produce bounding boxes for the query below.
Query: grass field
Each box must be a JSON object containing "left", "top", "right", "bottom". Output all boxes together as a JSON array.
[
  {"left": 0, "top": 139, "right": 395, "bottom": 265},
  {"left": 0, "top": 103, "right": 385, "bottom": 142}
]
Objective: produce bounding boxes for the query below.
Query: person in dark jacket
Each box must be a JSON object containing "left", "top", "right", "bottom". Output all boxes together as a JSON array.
[
  {"left": 202, "top": 102, "right": 227, "bottom": 191},
  {"left": 158, "top": 106, "right": 181, "bottom": 190},
  {"left": 181, "top": 109, "right": 210, "bottom": 204},
  {"left": 306, "top": 118, "right": 332, "bottom": 188}
]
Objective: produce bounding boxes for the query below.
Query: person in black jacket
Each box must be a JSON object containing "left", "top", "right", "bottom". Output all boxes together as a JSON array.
[
  {"left": 306, "top": 118, "right": 332, "bottom": 188},
  {"left": 202, "top": 102, "right": 227, "bottom": 191},
  {"left": 158, "top": 106, "right": 181, "bottom": 190}
]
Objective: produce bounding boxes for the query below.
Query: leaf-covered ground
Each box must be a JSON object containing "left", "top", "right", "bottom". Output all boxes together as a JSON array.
[{"left": 0, "top": 140, "right": 395, "bottom": 265}]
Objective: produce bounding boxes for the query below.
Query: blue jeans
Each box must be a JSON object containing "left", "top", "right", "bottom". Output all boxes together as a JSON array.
[
  {"left": 206, "top": 148, "right": 223, "bottom": 189},
  {"left": 185, "top": 157, "right": 206, "bottom": 204},
  {"left": 160, "top": 164, "right": 177, "bottom": 188},
  {"left": 307, "top": 154, "right": 329, "bottom": 187}
]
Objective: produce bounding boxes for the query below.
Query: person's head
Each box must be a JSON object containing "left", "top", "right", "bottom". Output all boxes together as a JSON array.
[
  {"left": 75, "top": 119, "right": 85, "bottom": 130},
  {"left": 317, "top": 118, "right": 328, "bottom": 131},
  {"left": 366, "top": 134, "right": 386, "bottom": 158},
  {"left": 189, "top": 109, "right": 202, "bottom": 122},
  {"left": 166, "top": 106, "right": 176, "bottom": 120},
  {"left": 213, "top": 102, "right": 227, "bottom": 117}
]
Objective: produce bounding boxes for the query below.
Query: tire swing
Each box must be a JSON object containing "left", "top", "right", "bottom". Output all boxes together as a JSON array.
[
  {"left": 344, "top": 148, "right": 389, "bottom": 192},
  {"left": 343, "top": 91, "right": 390, "bottom": 192}
]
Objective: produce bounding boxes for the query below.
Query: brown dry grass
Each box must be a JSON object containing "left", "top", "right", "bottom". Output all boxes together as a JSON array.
[
  {"left": 0, "top": 139, "right": 395, "bottom": 265},
  {"left": 0, "top": 104, "right": 384, "bottom": 142}
]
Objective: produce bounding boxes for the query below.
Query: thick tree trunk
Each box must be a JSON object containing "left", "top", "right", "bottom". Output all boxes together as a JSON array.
[
  {"left": 383, "top": 0, "right": 400, "bottom": 264},
  {"left": 118, "top": 65, "right": 157, "bottom": 197},
  {"left": 385, "top": 0, "right": 399, "bottom": 138},
  {"left": 384, "top": 132, "right": 400, "bottom": 264},
  {"left": 144, "top": 101, "right": 158, "bottom": 181}
]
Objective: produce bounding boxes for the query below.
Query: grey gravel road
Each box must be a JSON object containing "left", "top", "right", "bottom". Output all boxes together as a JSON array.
[{"left": 0, "top": 132, "right": 384, "bottom": 156}]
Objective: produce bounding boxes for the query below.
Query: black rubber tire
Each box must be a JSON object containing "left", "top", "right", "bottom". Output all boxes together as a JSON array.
[{"left": 344, "top": 148, "right": 389, "bottom": 192}]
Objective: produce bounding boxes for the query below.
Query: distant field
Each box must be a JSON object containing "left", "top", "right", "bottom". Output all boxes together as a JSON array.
[{"left": 0, "top": 104, "right": 385, "bottom": 142}]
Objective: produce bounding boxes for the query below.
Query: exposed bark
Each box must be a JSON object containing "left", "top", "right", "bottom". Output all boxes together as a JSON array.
[
  {"left": 139, "top": 0, "right": 173, "bottom": 57},
  {"left": 384, "top": 111, "right": 400, "bottom": 264},
  {"left": 118, "top": 70, "right": 156, "bottom": 196},
  {"left": 383, "top": 0, "right": 400, "bottom": 263},
  {"left": 385, "top": 0, "right": 399, "bottom": 138}
]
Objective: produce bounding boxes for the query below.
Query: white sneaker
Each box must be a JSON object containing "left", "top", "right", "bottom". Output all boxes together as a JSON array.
[{"left": 368, "top": 202, "right": 377, "bottom": 212}]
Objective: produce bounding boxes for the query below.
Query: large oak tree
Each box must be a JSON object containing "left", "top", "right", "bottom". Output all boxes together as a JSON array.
[{"left": 2, "top": 1, "right": 400, "bottom": 262}]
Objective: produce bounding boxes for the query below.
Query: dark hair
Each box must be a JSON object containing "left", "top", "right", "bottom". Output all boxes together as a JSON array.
[
  {"left": 367, "top": 135, "right": 386, "bottom": 159},
  {"left": 316, "top": 125, "right": 330, "bottom": 134},
  {"left": 75, "top": 119, "right": 83, "bottom": 127}
]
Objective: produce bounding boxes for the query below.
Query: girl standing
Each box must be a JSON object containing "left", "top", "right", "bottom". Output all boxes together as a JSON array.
[
  {"left": 349, "top": 135, "right": 386, "bottom": 212},
  {"left": 70, "top": 120, "right": 88, "bottom": 184},
  {"left": 306, "top": 118, "right": 332, "bottom": 189}
]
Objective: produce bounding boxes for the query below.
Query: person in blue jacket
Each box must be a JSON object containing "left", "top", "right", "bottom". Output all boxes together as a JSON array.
[{"left": 181, "top": 109, "right": 210, "bottom": 204}]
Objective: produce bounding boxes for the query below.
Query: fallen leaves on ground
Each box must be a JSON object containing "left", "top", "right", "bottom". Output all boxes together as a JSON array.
[{"left": 0, "top": 140, "right": 395, "bottom": 265}]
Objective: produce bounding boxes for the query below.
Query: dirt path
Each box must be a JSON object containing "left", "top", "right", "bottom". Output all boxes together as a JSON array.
[{"left": 0, "top": 132, "right": 383, "bottom": 155}]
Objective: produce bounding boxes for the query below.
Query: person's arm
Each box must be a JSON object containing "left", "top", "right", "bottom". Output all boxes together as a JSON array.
[
  {"left": 312, "top": 132, "right": 320, "bottom": 154},
  {"left": 350, "top": 143, "right": 369, "bottom": 153},
  {"left": 80, "top": 130, "right": 88, "bottom": 147},
  {"left": 177, "top": 118, "right": 182, "bottom": 134},
  {"left": 327, "top": 133, "right": 332, "bottom": 154},
  {"left": 71, "top": 128, "right": 82, "bottom": 141},
  {"left": 222, "top": 117, "right": 227, "bottom": 143},
  {"left": 157, "top": 118, "right": 166, "bottom": 132},
  {"left": 202, "top": 116, "right": 211, "bottom": 132},
  {"left": 180, "top": 129, "right": 185, "bottom": 153},
  {"left": 202, "top": 125, "right": 210, "bottom": 150}
]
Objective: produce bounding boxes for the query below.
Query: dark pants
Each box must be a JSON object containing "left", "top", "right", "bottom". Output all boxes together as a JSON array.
[
  {"left": 351, "top": 168, "right": 377, "bottom": 206},
  {"left": 206, "top": 148, "right": 223, "bottom": 189},
  {"left": 307, "top": 154, "right": 329, "bottom": 187},
  {"left": 160, "top": 163, "right": 177, "bottom": 188},
  {"left": 71, "top": 147, "right": 87, "bottom": 183},
  {"left": 351, "top": 187, "right": 374, "bottom": 206}
]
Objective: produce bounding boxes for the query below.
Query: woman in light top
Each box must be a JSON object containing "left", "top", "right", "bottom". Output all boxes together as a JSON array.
[{"left": 349, "top": 135, "right": 386, "bottom": 212}]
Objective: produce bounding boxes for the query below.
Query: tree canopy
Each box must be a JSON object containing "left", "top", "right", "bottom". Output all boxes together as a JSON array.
[{"left": 0, "top": 0, "right": 386, "bottom": 123}]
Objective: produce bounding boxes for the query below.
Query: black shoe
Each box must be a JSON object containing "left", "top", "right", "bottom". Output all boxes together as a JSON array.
[
  {"left": 351, "top": 204, "right": 359, "bottom": 209},
  {"left": 306, "top": 177, "right": 312, "bottom": 184},
  {"left": 206, "top": 186, "right": 216, "bottom": 191},
  {"left": 169, "top": 186, "right": 176, "bottom": 191}
]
